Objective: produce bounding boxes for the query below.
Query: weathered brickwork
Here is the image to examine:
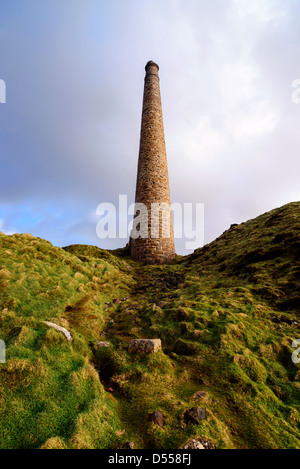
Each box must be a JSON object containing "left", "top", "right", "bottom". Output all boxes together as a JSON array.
[{"left": 130, "top": 61, "right": 176, "bottom": 264}]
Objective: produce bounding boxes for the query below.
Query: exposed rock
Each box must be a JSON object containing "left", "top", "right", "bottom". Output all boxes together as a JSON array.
[
  {"left": 184, "top": 407, "right": 206, "bottom": 425},
  {"left": 96, "top": 341, "right": 111, "bottom": 349},
  {"left": 198, "top": 438, "right": 217, "bottom": 449},
  {"left": 183, "top": 439, "right": 205, "bottom": 449},
  {"left": 200, "top": 378, "right": 211, "bottom": 386},
  {"left": 183, "top": 437, "right": 216, "bottom": 449},
  {"left": 193, "top": 330, "right": 203, "bottom": 338},
  {"left": 74, "top": 272, "right": 84, "bottom": 280},
  {"left": 194, "top": 391, "right": 207, "bottom": 399},
  {"left": 149, "top": 410, "right": 164, "bottom": 427},
  {"left": 124, "top": 441, "right": 135, "bottom": 449},
  {"left": 43, "top": 321, "right": 73, "bottom": 342},
  {"left": 128, "top": 339, "right": 161, "bottom": 354}
]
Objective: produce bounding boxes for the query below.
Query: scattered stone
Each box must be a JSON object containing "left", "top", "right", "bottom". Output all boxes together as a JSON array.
[
  {"left": 121, "top": 298, "right": 128, "bottom": 302},
  {"left": 157, "top": 301, "right": 168, "bottom": 308},
  {"left": 74, "top": 272, "right": 84, "bottom": 280},
  {"left": 113, "top": 298, "right": 121, "bottom": 304},
  {"left": 183, "top": 439, "right": 205, "bottom": 449},
  {"left": 109, "top": 319, "right": 114, "bottom": 324},
  {"left": 183, "top": 437, "right": 216, "bottom": 449},
  {"left": 199, "top": 378, "right": 211, "bottom": 386},
  {"left": 124, "top": 441, "right": 135, "bottom": 449},
  {"left": 128, "top": 339, "right": 161, "bottom": 354},
  {"left": 43, "top": 321, "right": 73, "bottom": 342},
  {"left": 184, "top": 407, "right": 206, "bottom": 425},
  {"left": 194, "top": 391, "right": 207, "bottom": 399},
  {"left": 105, "top": 302, "right": 112, "bottom": 307},
  {"left": 96, "top": 341, "right": 110, "bottom": 348},
  {"left": 198, "top": 438, "right": 217, "bottom": 449},
  {"left": 149, "top": 410, "right": 164, "bottom": 427}
]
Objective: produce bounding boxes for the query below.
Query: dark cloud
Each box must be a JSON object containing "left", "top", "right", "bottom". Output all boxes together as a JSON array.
[{"left": 0, "top": 0, "right": 299, "bottom": 254}]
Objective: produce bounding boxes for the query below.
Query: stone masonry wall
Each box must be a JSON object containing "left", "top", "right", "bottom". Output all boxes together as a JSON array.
[{"left": 130, "top": 61, "right": 176, "bottom": 264}]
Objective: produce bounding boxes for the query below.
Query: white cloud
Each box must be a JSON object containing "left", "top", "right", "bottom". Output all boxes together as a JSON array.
[
  {"left": 217, "top": 61, "right": 258, "bottom": 110},
  {"left": 232, "top": 0, "right": 289, "bottom": 25},
  {"left": 226, "top": 100, "right": 279, "bottom": 140}
]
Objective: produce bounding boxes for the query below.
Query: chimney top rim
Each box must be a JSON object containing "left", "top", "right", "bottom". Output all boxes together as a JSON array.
[{"left": 145, "top": 61, "right": 159, "bottom": 71}]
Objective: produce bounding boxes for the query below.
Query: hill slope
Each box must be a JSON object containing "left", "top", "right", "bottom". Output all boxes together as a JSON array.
[{"left": 0, "top": 202, "right": 299, "bottom": 449}]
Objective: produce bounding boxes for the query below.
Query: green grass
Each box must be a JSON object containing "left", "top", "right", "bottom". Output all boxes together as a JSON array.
[{"left": 0, "top": 201, "right": 299, "bottom": 448}]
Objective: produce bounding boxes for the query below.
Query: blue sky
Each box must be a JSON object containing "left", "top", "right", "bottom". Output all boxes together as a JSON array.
[{"left": 0, "top": 0, "right": 299, "bottom": 254}]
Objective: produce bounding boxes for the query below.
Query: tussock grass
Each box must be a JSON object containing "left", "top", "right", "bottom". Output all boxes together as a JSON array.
[{"left": 0, "top": 202, "right": 299, "bottom": 448}]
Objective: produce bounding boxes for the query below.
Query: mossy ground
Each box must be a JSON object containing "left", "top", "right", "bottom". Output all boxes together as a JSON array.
[{"left": 0, "top": 202, "right": 299, "bottom": 449}]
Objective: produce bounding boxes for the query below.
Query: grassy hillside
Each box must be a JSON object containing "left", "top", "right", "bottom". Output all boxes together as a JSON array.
[{"left": 0, "top": 201, "right": 299, "bottom": 449}]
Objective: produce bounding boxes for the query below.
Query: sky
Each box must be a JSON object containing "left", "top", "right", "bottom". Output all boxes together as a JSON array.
[{"left": 0, "top": 0, "right": 299, "bottom": 255}]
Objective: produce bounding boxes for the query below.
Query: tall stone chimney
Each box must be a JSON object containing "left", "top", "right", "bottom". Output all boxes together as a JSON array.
[{"left": 130, "top": 61, "right": 176, "bottom": 264}]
